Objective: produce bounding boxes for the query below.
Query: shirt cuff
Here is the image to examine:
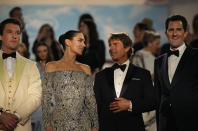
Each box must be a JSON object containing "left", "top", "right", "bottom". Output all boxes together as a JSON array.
[
  {"left": 14, "top": 112, "right": 21, "bottom": 121},
  {"left": 128, "top": 101, "right": 132, "bottom": 112}
]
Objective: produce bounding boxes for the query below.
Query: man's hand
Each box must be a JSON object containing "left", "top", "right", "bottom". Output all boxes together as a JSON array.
[
  {"left": 0, "top": 124, "right": 7, "bottom": 130},
  {"left": 91, "top": 128, "right": 98, "bottom": 131},
  {"left": 109, "top": 98, "right": 130, "bottom": 113},
  {"left": 45, "top": 126, "right": 53, "bottom": 131},
  {"left": 0, "top": 112, "right": 19, "bottom": 130}
]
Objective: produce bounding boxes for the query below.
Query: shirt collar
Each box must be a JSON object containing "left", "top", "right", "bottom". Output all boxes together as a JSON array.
[
  {"left": 170, "top": 43, "right": 186, "bottom": 57},
  {"left": 121, "top": 59, "right": 130, "bottom": 71},
  {"left": 123, "top": 59, "right": 129, "bottom": 66}
]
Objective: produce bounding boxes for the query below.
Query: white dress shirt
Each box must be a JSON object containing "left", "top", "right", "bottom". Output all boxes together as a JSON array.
[
  {"left": 114, "top": 60, "right": 129, "bottom": 98},
  {"left": 3, "top": 57, "right": 16, "bottom": 77},
  {"left": 168, "top": 43, "right": 186, "bottom": 83},
  {"left": 114, "top": 59, "right": 132, "bottom": 111}
]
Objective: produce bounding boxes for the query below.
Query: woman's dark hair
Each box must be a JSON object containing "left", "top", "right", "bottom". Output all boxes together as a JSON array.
[
  {"left": 38, "top": 24, "right": 55, "bottom": 40},
  {"left": 78, "top": 13, "right": 94, "bottom": 29},
  {"left": 192, "top": 14, "right": 198, "bottom": 34},
  {"left": 81, "top": 20, "right": 99, "bottom": 47},
  {"left": 33, "top": 24, "right": 63, "bottom": 60},
  {"left": 58, "top": 30, "right": 81, "bottom": 50},
  {"left": 35, "top": 42, "right": 52, "bottom": 62}
]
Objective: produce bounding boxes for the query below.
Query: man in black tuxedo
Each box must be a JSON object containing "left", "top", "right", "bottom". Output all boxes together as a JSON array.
[
  {"left": 155, "top": 15, "right": 198, "bottom": 131},
  {"left": 94, "top": 33, "right": 156, "bottom": 131}
]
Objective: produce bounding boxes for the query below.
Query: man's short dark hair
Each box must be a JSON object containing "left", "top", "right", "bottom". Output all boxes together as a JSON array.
[
  {"left": 0, "top": 18, "right": 21, "bottom": 35},
  {"left": 165, "top": 15, "right": 188, "bottom": 32},
  {"left": 108, "top": 32, "right": 133, "bottom": 58},
  {"left": 9, "top": 7, "right": 22, "bottom": 17}
]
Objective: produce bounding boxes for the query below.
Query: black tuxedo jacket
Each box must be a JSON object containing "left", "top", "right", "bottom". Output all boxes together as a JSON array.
[
  {"left": 154, "top": 45, "right": 198, "bottom": 131},
  {"left": 94, "top": 62, "right": 156, "bottom": 131}
]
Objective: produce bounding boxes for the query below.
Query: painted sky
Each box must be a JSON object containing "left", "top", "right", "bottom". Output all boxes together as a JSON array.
[{"left": 0, "top": 4, "right": 168, "bottom": 59}]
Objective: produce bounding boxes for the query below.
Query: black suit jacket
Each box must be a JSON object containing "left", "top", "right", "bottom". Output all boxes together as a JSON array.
[
  {"left": 154, "top": 45, "right": 198, "bottom": 131},
  {"left": 94, "top": 62, "right": 156, "bottom": 131}
]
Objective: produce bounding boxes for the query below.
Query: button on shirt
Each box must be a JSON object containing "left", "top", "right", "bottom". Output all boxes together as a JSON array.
[
  {"left": 2, "top": 53, "right": 21, "bottom": 119},
  {"left": 114, "top": 60, "right": 129, "bottom": 98},
  {"left": 168, "top": 43, "right": 186, "bottom": 83}
]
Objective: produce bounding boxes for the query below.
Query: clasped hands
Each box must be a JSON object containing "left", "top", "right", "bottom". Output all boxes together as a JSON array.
[
  {"left": 109, "top": 97, "right": 131, "bottom": 113},
  {"left": 0, "top": 112, "right": 19, "bottom": 131}
]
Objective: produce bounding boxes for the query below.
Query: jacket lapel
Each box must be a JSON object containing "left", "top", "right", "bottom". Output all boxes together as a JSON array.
[
  {"left": 106, "top": 67, "right": 117, "bottom": 98},
  {"left": 0, "top": 51, "right": 7, "bottom": 92},
  {"left": 0, "top": 51, "right": 26, "bottom": 96},
  {"left": 13, "top": 53, "right": 26, "bottom": 94},
  {"left": 171, "top": 46, "right": 191, "bottom": 87},
  {"left": 120, "top": 63, "right": 135, "bottom": 97},
  {"left": 162, "top": 54, "right": 171, "bottom": 89}
]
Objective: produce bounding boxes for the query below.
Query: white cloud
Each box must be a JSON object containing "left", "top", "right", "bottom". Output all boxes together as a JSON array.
[
  {"left": 26, "top": 17, "right": 60, "bottom": 32},
  {"left": 35, "top": 6, "right": 72, "bottom": 19},
  {"left": 129, "top": 5, "right": 151, "bottom": 18},
  {"left": 76, "top": 5, "right": 92, "bottom": 12},
  {"left": 26, "top": 19, "right": 47, "bottom": 29},
  {"left": 0, "top": 0, "right": 146, "bottom": 5},
  {"left": 25, "top": 7, "right": 71, "bottom": 32}
]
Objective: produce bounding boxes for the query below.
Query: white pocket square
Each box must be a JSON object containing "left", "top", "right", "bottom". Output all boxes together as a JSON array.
[{"left": 131, "top": 78, "right": 141, "bottom": 80}]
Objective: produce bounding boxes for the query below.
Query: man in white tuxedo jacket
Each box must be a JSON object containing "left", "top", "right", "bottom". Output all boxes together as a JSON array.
[{"left": 0, "top": 18, "right": 42, "bottom": 131}]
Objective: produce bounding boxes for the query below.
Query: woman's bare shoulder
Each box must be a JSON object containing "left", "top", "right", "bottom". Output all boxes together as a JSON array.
[
  {"left": 45, "top": 61, "right": 58, "bottom": 72},
  {"left": 78, "top": 63, "right": 91, "bottom": 75}
]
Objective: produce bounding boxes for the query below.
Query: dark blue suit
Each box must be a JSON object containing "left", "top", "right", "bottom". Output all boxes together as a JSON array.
[{"left": 155, "top": 45, "right": 198, "bottom": 131}]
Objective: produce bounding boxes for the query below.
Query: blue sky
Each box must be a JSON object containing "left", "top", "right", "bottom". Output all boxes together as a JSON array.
[{"left": 0, "top": 4, "right": 168, "bottom": 59}]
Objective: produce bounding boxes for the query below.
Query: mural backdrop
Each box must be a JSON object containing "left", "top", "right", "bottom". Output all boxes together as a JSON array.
[{"left": 0, "top": 4, "right": 168, "bottom": 59}]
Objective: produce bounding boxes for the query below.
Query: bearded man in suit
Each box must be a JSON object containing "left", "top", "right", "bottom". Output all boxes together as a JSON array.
[
  {"left": 94, "top": 33, "right": 156, "bottom": 131},
  {"left": 155, "top": 15, "right": 198, "bottom": 131},
  {"left": 0, "top": 18, "right": 42, "bottom": 131}
]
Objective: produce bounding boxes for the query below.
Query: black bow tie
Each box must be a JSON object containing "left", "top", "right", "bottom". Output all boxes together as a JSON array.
[
  {"left": 2, "top": 52, "right": 16, "bottom": 59},
  {"left": 112, "top": 63, "right": 127, "bottom": 72},
  {"left": 168, "top": 50, "right": 179, "bottom": 57}
]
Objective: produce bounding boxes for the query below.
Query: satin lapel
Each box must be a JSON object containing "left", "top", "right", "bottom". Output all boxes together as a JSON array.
[
  {"left": 162, "top": 54, "right": 171, "bottom": 89},
  {"left": 0, "top": 52, "right": 7, "bottom": 92},
  {"left": 13, "top": 53, "right": 26, "bottom": 94},
  {"left": 120, "top": 63, "right": 135, "bottom": 97},
  {"left": 171, "top": 47, "right": 191, "bottom": 87},
  {"left": 106, "top": 67, "right": 117, "bottom": 98}
]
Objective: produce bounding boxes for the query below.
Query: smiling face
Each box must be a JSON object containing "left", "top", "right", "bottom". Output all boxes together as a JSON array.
[
  {"left": 109, "top": 39, "right": 130, "bottom": 64},
  {"left": 0, "top": 23, "right": 21, "bottom": 53},
  {"left": 69, "top": 33, "right": 86, "bottom": 56},
  {"left": 166, "top": 20, "right": 188, "bottom": 49}
]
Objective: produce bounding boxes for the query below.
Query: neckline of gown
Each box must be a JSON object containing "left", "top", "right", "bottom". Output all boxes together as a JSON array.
[{"left": 44, "top": 70, "right": 89, "bottom": 75}]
